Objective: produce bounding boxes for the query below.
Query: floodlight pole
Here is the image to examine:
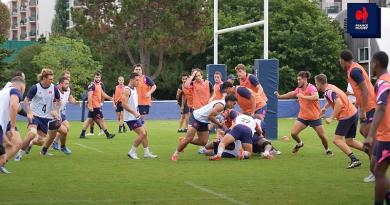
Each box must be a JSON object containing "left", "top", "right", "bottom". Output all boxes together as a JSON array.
[{"left": 213, "top": 0, "right": 269, "bottom": 63}]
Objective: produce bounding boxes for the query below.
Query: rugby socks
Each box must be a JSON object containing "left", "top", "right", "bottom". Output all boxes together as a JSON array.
[
  {"left": 144, "top": 147, "right": 150, "bottom": 155},
  {"left": 348, "top": 153, "right": 358, "bottom": 162},
  {"left": 130, "top": 145, "right": 137, "bottom": 153},
  {"left": 103, "top": 129, "right": 110, "bottom": 138},
  {"left": 80, "top": 129, "right": 86, "bottom": 137},
  {"left": 90, "top": 126, "right": 94, "bottom": 134},
  {"left": 41, "top": 147, "right": 48, "bottom": 154}
]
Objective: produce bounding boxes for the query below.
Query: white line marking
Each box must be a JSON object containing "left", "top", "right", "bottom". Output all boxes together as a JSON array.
[
  {"left": 185, "top": 181, "right": 250, "bottom": 205},
  {"left": 74, "top": 143, "right": 104, "bottom": 153}
]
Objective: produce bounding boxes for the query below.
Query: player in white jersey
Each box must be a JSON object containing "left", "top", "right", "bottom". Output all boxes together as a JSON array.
[
  {"left": 0, "top": 77, "right": 25, "bottom": 174},
  {"left": 2, "top": 71, "right": 25, "bottom": 90},
  {"left": 209, "top": 114, "right": 262, "bottom": 160},
  {"left": 15, "top": 69, "right": 66, "bottom": 161},
  {"left": 171, "top": 94, "right": 237, "bottom": 161},
  {"left": 51, "top": 76, "right": 80, "bottom": 154},
  {"left": 122, "top": 72, "right": 157, "bottom": 159}
]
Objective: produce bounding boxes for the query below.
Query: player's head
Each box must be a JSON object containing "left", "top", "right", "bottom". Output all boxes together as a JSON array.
[
  {"left": 61, "top": 70, "right": 71, "bottom": 81},
  {"left": 193, "top": 68, "right": 203, "bottom": 81},
  {"left": 129, "top": 72, "right": 140, "bottom": 87},
  {"left": 224, "top": 94, "right": 237, "bottom": 109},
  {"left": 235, "top": 64, "right": 247, "bottom": 79},
  {"left": 181, "top": 73, "right": 189, "bottom": 83},
  {"left": 11, "top": 76, "right": 26, "bottom": 94},
  {"left": 118, "top": 76, "right": 124, "bottom": 85},
  {"left": 339, "top": 50, "right": 353, "bottom": 70},
  {"left": 297, "top": 71, "right": 310, "bottom": 88},
  {"left": 133, "top": 64, "right": 143, "bottom": 75},
  {"left": 94, "top": 71, "right": 101, "bottom": 83},
  {"left": 214, "top": 71, "right": 222, "bottom": 83},
  {"left": 371, "top": 51, "right": 389, "bottom": 76},
  {"left": 220, "top": 81, "right": 234, "bottom": 94},
  {"left": 314, "top": 74, "right": 328, "bottom": 92},
  {"left": 59, "top": 76, "right": 70, "bottom": 92},
  {"left": 12, "top": 70, "right": 25, "bottom": 80},
  {"left": 37, "top": 68, "right": 54, "bottom": 86},
  {"left": 227, "top": 74, "right": 236, "bottom": 84}
]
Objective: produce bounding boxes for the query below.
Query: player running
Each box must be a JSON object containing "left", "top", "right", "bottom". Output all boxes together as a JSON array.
[
  {"left": 364, "top": 51, "right": 390, "bottom": 205},
  {"left": 171, "top": 94, "right": 237, "bottom": 161},
  {"left": 122, "top": 73, "right": 157, "bottom": 159},
  {"left": 0, "top": 76, "right": 25, "bottom": 173},
  {"left": 315, "top": 74, "right": 366, "bottom": 169},
  {"left": 274, "top": 71, "right": 331, "bottom": 155},
  {"left": 79, "top": 71, "right": 115, "bottom": 139}
]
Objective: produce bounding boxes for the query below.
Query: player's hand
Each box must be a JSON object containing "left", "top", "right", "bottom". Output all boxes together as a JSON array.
[
  {"left": 274, "top": 91, "right": 280, "bottom": 98},
  {"left": 325, "top": 117, "right": 332, "bottom": 124},
  {"left": 359, "top": 111, "right": 367, "bottom": 122},
  {"left": 180, "top": 107, "right": 184, "bottom": 113},
  {"left": 27, "top": 113, "right": 33, "bottom": 122},
  {"left": 364, "top": 135, "right": 374, "bottom": 148},
  {"left": 88, "top": 107, "right": 93, "bottom": 112},
  {"left": 113, "top": 105, "right": 117, "bottom": 109},
  {"left": 9, "top": 127, "right": 17, "bottom": 139},
  {"left": 191, "top": 70, "right": 198, "bottom": 78},
  {"left": 320, "top": 108, "right": 326, "bottom": 117},
  {"left": 51, "top": 110, "right": 58, "bottom": 119}
]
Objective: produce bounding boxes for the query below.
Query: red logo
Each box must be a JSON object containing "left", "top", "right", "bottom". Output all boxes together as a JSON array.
[
  {"left": 48, "top": 90, "right": 52, "bottom": 95},
  {"left": 355, "top": 6, "right": 368, "bottom": 23}
]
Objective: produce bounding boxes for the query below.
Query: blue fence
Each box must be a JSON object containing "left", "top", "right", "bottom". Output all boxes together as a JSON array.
[{"left": 17, "top": 99, "right": 332, "bottom": 121}]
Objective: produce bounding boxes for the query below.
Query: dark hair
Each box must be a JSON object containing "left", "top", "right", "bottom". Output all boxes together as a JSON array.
[
  {"left": 214, "top": 71, "right": 222, "bottom": 76},
  {"left": 372, "top": 51, "right": 389, "bottom": 69},
  {"left": 12, "top": 70, "right": 24, "bottom": 78},
  {"left": 298, "top": 71, "right": 311, "bottom": 79},
  {"left": 181, "top": 73, "right": 189, "bottom": 78},
  {"left": 220, "top": 81, "right": 234, "bottom": 92},
  {"left": 94, "top": 71, "right": 101, "bottom": 76},
  {"left": 130, "top": 72, "right": 140, "bottom": 80},
  {"left": 314, "top": 74, "right": 327, "bottom": 85},
  {"left": 11, "top": 76, "right": 25, "bottom": 84},
  {"left": 225, "top": 94, "right": 237, "bottom": 102},
  {"left": 340, "top": 50, "right": 353, "bottom": 62},
  {"left": 59, "top": 76, "right": 69, "bottom": 84},
  {"left": 133, "top": 64, "right": 143, "bottom": 69}
]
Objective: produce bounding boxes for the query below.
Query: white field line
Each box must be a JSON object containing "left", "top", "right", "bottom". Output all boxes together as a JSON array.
[{"left": 74, "top": 143, "right": 104, "bottom": 153}]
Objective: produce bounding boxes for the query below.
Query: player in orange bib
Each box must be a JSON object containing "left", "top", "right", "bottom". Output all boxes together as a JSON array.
[
  {"left": 209, "top": 71, "right": 225, "bottom": 102},
  {"left": 364, "top": 51, "right": 390, "bottom": 205},
  {"left": 340, "top": 50, "right": 376, "bottom": 137},
  {"left": 315, "top": 74, "right": 367, "bottom": 169},
  {"left": 274, "top": 71, "right": 331, "bottom": 155},
  {"left": 133, "top": 64, "right": 157, "bottom": 122},
  {"left": 184, "top": 69, "right": 214, "bottom": 110},
  {"left": 235, "top": 64, "right": 268, "bottom": 119},
  {"left": 112, "top": 76, "right": 126, "bottom": 133}
]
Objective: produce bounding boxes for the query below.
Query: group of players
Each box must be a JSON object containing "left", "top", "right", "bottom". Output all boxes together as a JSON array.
[{"left": 1, "top": 49, "right": 390, "bottom": 205}]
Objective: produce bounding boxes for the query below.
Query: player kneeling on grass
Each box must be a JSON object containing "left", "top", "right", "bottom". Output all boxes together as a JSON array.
[
  {"left": 209, "top": 114, "right": 262, "bottom": 160},
  {"left": 122, "top": 72, "right": 157, "bottom": 160},
  {"left": 171, "top": 94, "right": 237, "bottom": 161}
]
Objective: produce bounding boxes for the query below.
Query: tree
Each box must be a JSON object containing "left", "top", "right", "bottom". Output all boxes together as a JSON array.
[
  {"left": 32, "top": 37, "right": 102, "bottom": 97},
  {"left": 0, "top": 2, "right": 10, "bottom": 39},
  {"left": 71, "top": 0, "right": 211, "bottom": 80},
  {"left": 51, "top": 0, "right": 69, "bottom": 34}
]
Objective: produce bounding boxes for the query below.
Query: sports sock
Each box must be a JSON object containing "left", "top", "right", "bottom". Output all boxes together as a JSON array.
[
  {"left": 90, "top": 126, "right": 94, "bottom": 134},
  {"left": 104, "top": 129, "right": 110, "bottom": 138},
  {"left": 348, "top": 153, "right": 358, "bottom": 162},
  {"left": 42, "top": 147, "right": 48, "bottom": 154},
  {"left": 81, "top": 129, "right": 86, "bottom": 136}
]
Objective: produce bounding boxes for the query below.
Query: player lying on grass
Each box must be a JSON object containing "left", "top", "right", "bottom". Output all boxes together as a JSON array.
[{"left": 171, "top": 94, "right": 237, "bottom": 161}]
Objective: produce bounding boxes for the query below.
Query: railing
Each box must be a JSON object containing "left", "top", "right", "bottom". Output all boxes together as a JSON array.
[
  {"left": 20, "top": 33, "right": 27, "bottom": 39},
  {"left": 20, "top": 19, "right": 27, "bottom": 25},
  {"left": 29, "top": 0, "right": 36, "bottom": 6},
  {"left": 29, "top": 16, "right": 37, "bottom": 22},
  {"left": 318, "top": 2, "right": 342, "bottom": 15},
  {"left": 29, "top": 31, "right": 37, "bottom": 36},
  {"left": 11, "top": 24, "right": 18, "bottom": 29}
]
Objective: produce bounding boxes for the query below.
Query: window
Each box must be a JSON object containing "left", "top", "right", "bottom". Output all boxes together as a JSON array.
[{"left": 358, "top": 47, "right": 369, "bottom": 63}]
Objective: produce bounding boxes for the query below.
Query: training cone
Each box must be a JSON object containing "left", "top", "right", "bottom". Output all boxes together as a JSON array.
[{"left": 281, "top": 135, "right": 289, "bottom": 142}]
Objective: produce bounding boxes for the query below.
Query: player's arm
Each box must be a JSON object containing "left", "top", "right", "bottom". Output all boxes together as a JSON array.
[
  {"left": 327, "top": 97, "right": 342, "bottom": 123},
  {"left": 185, "top": 70, "right": 197, "bottom": 88},
  {"left": 255, "top": 123, "right": 262, "bottom": 136},
  {"left": 68, "top": 94, "right": 80, "bottom": 106},
  {"left": 121, "top": 88, "right": 140, "bottom": 118},
  {"left": 209, "top": 92, "right": 216, "bottom": 103},
  {"left": 101, "top": 90, "right": 113, "bottom": 101},
  {"left": 358, "top": 82, "right": 369, "bottom": 116},
  {"left": 350, "top": 68, "right": 368, "bottom": 119},
  {"left": 208, "top": 103, "right": 225, "bottom": 128},
  {"left": 176, "top": 88, "right": 182, "bottom": 102},
  {"left": 274, "top": 91, "right": 296, "bottom": 99},
  {"left": 51, "top": 87, "right": 62, "bottom": 119},
  {"left": 299, "top": 91, "right": 319, "bottom": 101},
  {"left": 24, "top": 85, "right": 37, "bottom": 121},
  {"left": 9, "top": 95, "right": 21, "bottom": 130}
]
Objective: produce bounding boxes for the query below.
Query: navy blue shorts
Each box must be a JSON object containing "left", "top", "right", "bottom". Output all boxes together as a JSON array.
[
  {"left": 61, "top": 113, "right": 67, "bottom": 122},
  {"left": 179, "top": 103, "right": 189, "bottom": 114},
  {"left": 361, "top": 108, "right": 375, "bottom": 124},
  {"left": 212, "top": 141, "right": 236, "bottom": 158},
  {"left": 116, "top": 101, "right": 124, "bottom": 112},
  {"left": 255, "top": 104, "right": 267, "bottom": 116},
  {"left": 189, "top": 113, "right": 209, "bottom": 132},
  {"left": 297, "top": 118, "right": 322, "bottom": 127},
  {"left": 335, "top": 113, "right": 358, "bottom": 138},
  {"left": 374, "top": 141, "right": 390, "bottom": 163},
  {"left": 88, "top": 108, "right": 104, "bottom": 120},
  {"left": 126, "top": 118, "right": 144, "bottom": 131},
  {"left": 29, "top": 116, "right": 51, "bottom": 134},
  {"left": 229, "top": 124, "right": 253, "bottom": 144},
  {"left": 138, "top": 105, "right": 150, "bottom": 115}
]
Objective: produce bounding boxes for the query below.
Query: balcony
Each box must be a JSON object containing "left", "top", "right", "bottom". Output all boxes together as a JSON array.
[
  {"left": 20, "top": 6, "right": 27, "bottom": 12},
  {"left": 29, "top": 0, "right": 37, "bottom": 6},
  {"left": 29, "top": 16, "right": 37, "bottom": 22},
  {"left": 319, "top": 2, "right": 342, "bottom": 16},
  {"left": 20, "top": 18, "right": 27, "bottom": 25},
  {"left": 20, "top": 33, "right": 27, "bottom": 40},
  {"left": 11, "top": 9, "right": 18, "bottom": 16},
  {"left": 73, "top": 0, "right": 87, "bottom": 8},
  {"left": 11, "top": 24, "right": 18, "bottom": 30},
  {"left": 29, "top": 31, "right": 37, "bottom": 37}
]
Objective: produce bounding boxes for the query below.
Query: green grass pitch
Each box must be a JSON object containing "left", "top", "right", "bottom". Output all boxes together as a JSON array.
[{"left": 0, "top": 119, "right": 373, "bottom": 205}]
